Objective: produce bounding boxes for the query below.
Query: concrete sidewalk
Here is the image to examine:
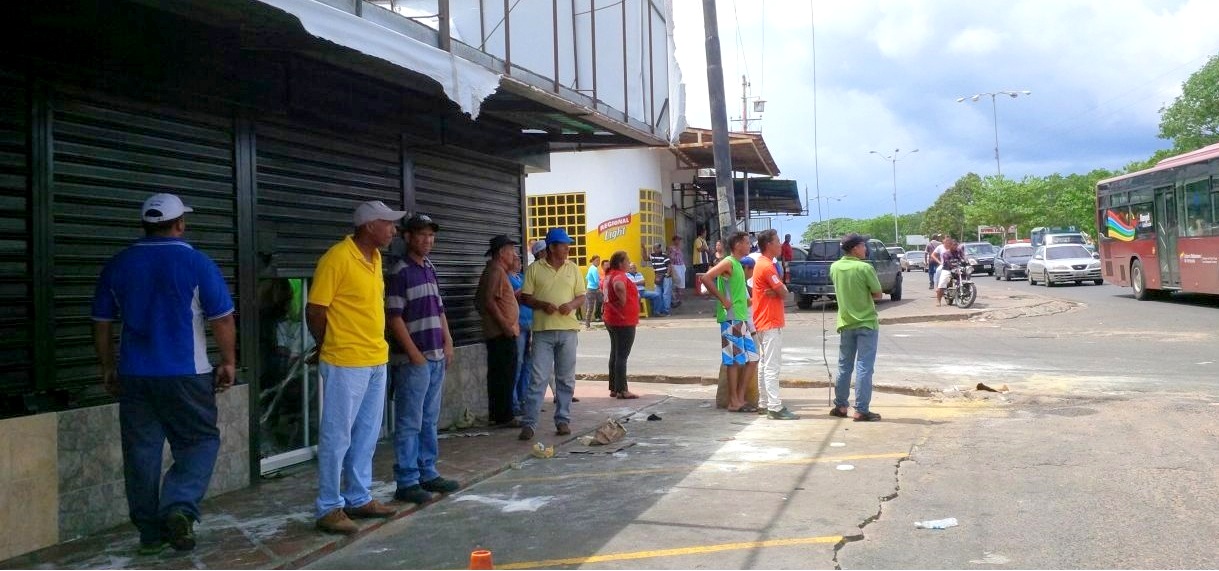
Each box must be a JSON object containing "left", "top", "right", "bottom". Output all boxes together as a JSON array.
[{"left": 0, "top": 386, "right": 670, "bottom": 570}]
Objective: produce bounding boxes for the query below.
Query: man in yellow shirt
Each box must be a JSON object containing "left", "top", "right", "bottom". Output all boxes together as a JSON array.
[
  {"left": 519, "top": 228, "right": 586, "bottom": 440},
  {"left": 306, "top": 200, "right": 403, "bottom": 534}
]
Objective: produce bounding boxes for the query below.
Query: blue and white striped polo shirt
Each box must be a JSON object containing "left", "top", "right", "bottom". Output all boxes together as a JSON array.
[
  {"left": 386, "top": 256, "right": 447, "bottom": 362},
  {"left": 91, "top": 237, "right": 235, "bottom": 377}
]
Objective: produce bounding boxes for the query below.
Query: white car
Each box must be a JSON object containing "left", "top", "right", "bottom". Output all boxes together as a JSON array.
[{"left": 1027, "top": 244, "right": 1103, "bottom": 287}]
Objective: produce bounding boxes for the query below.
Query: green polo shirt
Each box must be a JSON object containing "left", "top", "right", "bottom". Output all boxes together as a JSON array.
[{"left": 829, "top": 255, "right": 882, "bottom": 332}]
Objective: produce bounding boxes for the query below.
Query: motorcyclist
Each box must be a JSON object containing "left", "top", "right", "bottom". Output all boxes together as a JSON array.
[{"left": 932, "top": 236, "right": 966, "bottom": 307}]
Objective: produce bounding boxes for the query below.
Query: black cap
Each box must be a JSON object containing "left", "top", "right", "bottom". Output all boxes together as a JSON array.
[
  {"left": 841, "top": 233, "right": 867, "bottom": 252},
  {"left": 403, "top": 213, "right": 440, "bottom": 232},
  {"left": 485, "top": 234, "right": 518, "bottom": 256}
]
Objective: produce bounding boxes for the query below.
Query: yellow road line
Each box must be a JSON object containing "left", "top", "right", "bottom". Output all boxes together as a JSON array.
[
  {"left": 496, "top": 452, "right": 908, "bottom": 484},
  {"left": 496, "top": 535, "right": 843, "bottom": 569}
]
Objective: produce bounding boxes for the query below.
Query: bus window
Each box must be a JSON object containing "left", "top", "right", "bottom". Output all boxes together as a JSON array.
[
  {"left": 1184, "top": 179, "right": 1213, "bottom": 236},
  {"left": 1131, "top": 202, "right": 1154, "bottom": 237}
]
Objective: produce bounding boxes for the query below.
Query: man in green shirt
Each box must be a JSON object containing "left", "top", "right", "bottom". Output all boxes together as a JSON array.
[
  {"left": 829, "top": 234, "right": 883, "bottom": 421},
  {"left": 699, "top": 231, "right": 758, "bottom": 412}
]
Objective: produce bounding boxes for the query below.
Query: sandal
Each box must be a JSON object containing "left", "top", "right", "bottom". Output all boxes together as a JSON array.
[
  {"left": 733, "top": 405, "right": 758, "bottom": 413},
  {"left": 610, "top": 391, "right": 619, "bottom": 398},
  {"left": 829, "top": 407, "right": 849, "bottom": 418},
  {"left": 617, "top": 392, "right": 640, "bottom": 399},
  {"left": 853, "top": 411, "right": 882, "bottom": 422}
]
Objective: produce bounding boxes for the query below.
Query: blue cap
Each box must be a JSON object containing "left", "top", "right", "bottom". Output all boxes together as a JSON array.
[{"left": 545, "top": 227, "right": 574, "bottom": 245}]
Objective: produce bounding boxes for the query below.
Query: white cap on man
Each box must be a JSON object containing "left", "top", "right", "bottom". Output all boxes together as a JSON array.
[
  {"left": 141, "top": 193, "right": 194, "bottom": 223},
  {"left": 353, "top": 200, "right": 407, "bottom": 226}
]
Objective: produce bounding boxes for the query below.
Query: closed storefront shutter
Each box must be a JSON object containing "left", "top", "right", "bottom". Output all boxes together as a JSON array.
[
  {"left": 51, "top": 94, "right": 236, "bottom": 391},
  {"left": 254, "top": 122, "right": 403, "bottom": 276},
  {"left": 413, "top": 149, "right": 522, "bottom": 345},
  {"left": 0, "top": 72, "right": 30, "bottom": 394}
]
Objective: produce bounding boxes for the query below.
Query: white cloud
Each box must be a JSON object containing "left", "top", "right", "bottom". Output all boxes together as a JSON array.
[{"left": 669, "top": 0, "right": 1219, "bottom": 227}]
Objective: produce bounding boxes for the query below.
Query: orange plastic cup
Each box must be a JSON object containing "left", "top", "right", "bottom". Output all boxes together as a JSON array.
[{"left": 469, "top": 549, "right": 494, "bottom": 570}]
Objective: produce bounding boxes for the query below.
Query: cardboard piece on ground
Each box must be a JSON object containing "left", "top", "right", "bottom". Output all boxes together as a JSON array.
[{"left": 715, "top": 363, "right": 759, "bottom": 409}]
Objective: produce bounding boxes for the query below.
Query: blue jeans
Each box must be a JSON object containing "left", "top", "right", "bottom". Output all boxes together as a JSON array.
[
  {"left": 524, "top": 330, "right": 578, "bottom": 429},
  {"left": 512, "top": 329, "right": 532, "bottom": 416},
  {"left": 391, "top": 359, "right": 446, "bottom": 488},
  {"left": 118, "top": 374, "right": 220, "bottom": 544},
  {"left": 927, "top": 262, "right": 939, "bottom": 287},
  {"left": 834, "top": 327, "right": 879, "bottom": 413},
  {"left": 654, "top": 276, "right": 672, "bottom": 314},
  {"left": 315, "top": 363, "right": 386, "bottom": 519}
]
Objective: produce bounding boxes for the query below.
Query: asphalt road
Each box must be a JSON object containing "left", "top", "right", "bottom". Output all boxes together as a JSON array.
[{"left": 308, "top": 282, "right": 1219, "bottom": 569}]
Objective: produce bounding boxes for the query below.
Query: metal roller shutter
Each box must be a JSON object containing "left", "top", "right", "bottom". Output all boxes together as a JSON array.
[
  {"left": 51, "top": 94, "right": 236, "bottom": 391},
  {"left": 254, "top": 122, "right": 403, "bottom": 277},
  {"left": 413, "top": 149, "right": 523, "bottom": 345},
  {"left": 0, "top": 72, "right": 30, "bottom": 394}
]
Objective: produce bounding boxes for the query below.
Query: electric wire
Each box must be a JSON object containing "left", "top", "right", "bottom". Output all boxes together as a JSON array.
[{"left": 808, "top": 1, "right": 834, "bottom": 404}]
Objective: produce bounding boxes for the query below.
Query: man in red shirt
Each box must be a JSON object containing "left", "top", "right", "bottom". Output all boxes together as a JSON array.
[
  {"left": 753, "top": 230, "right": 798, "bottom": 420},
  {"left": 780, "top": 234, "right": 794, "bottom": 283}
]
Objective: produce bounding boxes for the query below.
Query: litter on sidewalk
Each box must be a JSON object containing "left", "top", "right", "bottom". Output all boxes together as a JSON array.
[{"left": 914, "top": 517, "right": 959, "bottom": 529}]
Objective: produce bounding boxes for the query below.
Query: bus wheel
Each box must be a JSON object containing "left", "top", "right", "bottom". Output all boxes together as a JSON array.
[{"left": 1131, "top": 260, "right": 1151, "bottom": 301}]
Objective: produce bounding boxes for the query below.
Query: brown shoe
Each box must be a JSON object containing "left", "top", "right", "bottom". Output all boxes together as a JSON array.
[
  {"left": 555, "top": 423, "right": 571, "bottom": 436},
  {"left": 316, "top": 508, "right": 358, "bottom": 534},
  {"left": 344, "top": 499, "right": 397, "bottom": 519}
]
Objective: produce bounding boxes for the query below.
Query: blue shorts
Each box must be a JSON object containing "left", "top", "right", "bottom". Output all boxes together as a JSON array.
[{"left": 720, "top": 320, "right": 760, "bottom": 366}]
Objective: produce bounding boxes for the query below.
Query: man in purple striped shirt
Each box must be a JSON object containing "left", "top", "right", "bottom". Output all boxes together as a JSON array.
[{"left": 386, "top": 214, "right": 459, "bottom": 505}]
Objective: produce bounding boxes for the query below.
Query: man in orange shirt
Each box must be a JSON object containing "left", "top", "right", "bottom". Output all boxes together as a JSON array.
[{"left": 752, "top": 230, "right": 798, "bottom": 420}]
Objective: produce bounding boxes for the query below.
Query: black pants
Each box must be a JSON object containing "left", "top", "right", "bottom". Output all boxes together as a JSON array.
[
  {"left": 606, "top": 325, "right": 637, "bottom": 393},
  {"left": 485, "top": 336, "right": 518, "bottom": 423}
]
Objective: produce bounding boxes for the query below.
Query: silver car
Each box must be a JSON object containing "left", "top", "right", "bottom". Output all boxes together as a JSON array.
[{"left": 1027, "top": 244, "right": 1103, "bottom": 287}]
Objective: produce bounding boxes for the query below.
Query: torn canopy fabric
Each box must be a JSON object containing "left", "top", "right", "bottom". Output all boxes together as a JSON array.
[{"left": 254, "top": 0, "right": 502, "bottom": 119}]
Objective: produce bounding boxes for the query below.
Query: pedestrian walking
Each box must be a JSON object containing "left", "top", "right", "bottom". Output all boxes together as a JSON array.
[
  {"left": 386, "top": 214, "right": 460, "bottom": 505},
  {"left": 925, "top": 234, "right": 942, "bottom": 290},
  {"left": 602, "top": 251, "right": 640, "bottom": 399},
  {"left": 829, "top": 233, "right": 883, "bottom": 422},
  {"left": 91, "top": 193, "right": 237, "bottom": 555},
  {"left": 519, "top": 228, "right": 586, "bottom": 440},
  {"left": 582, "top": 254, "right": 603, "bottom": 327},
  {"left": 476, "top": 234, "right": 521, "bottom": 426},
  {"left": 752, "top": 230, "right": 797, "bottom": 420},
  {"left": 307, "top": 200, "right": 403, "bottom": 534},
  {"left": 699, "top": 231, "right": 757, "bottom": 412},
  {"left": 669, "top": 235, "right": 686, "bottom": 305}
]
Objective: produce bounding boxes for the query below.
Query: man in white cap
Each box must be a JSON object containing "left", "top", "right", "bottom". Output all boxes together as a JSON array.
[
  {"left": 307, "top": 200, "right": 404, "bottom": 534},
  {"left": 92, "top": 193, "right": 237, "bottom": 555}
]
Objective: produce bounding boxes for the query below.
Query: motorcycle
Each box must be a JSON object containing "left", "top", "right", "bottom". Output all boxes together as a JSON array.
[{"left": 943, "top": 264, "right": 978, "bottom": 308}]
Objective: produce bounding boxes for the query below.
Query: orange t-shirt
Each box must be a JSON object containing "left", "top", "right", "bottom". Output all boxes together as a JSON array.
[{"left": 751, "top": 256, "right": 785, "bottom": 331}]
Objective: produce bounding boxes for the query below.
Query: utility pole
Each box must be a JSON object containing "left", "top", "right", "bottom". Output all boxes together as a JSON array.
[
  {"left": 740, "top": 75, "right": 750, "bottom": 233},
  {"left": 702, "top": 0, "right": 736, "bottom": 239}
]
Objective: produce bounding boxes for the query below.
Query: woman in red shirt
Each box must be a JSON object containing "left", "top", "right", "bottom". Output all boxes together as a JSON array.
[{"left": 602, "top": 250, "right": 640, "bottom": 399}]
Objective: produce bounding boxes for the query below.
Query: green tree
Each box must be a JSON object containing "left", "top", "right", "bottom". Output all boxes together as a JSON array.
[
  {"left": 1158, "top": 53, "right": 1219, "bottom": 152},
  {"left": 921, "top": 173, "right": 981, "bottom": 240}
]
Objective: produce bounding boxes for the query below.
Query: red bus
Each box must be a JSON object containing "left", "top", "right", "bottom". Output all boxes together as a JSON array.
[{"left": 1096, "top": 142, "right": 1219, "bottom": 299}]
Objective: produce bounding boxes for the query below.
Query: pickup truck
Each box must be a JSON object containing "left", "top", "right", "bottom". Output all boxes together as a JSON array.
[{"left": 787, "top": 238, "right": 903, "bottom": 309}]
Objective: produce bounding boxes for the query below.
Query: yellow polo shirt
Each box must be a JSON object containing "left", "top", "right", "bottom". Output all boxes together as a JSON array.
[
  {"left": 522, "top": 258, "right": 584, "bottom": 332},
  {"left": 308, "top": 236, "right": 388, "bottom": 367}
]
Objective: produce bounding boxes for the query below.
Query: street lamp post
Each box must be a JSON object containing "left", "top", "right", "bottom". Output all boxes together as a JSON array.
[
  {"left": 812, "top": 192, "right": 844, "bottom": 238},
  {"left": 956, "top": 90, "right": 1031, "bottom": 177},
  {"left": 869, "top": 148, "right": 918, "bottom": 246}
]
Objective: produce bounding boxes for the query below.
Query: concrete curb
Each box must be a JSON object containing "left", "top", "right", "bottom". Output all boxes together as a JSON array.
[{"left": 575, "top": 373, "right": 942, "bottom": 398}]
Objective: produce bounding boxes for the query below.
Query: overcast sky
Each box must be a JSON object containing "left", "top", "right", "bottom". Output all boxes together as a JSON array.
[{"left": 669, "top": 0, "right": 1219, "bottom": 238}]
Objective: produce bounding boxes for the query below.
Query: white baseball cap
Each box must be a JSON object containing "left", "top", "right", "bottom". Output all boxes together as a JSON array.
[
  {"left": 142, "top": 193, "right": 194, "bottom": 223},
  {"left": 353, "top": 200, "right": 407, "bottom": 226}
]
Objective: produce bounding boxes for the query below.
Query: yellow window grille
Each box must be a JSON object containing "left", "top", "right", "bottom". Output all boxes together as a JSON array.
[
  {"left": 639, "top": 188, "right": 664, "bottom": 256},
  {"left": 527, "top": 193, "right": 588, "bottom": 265}
]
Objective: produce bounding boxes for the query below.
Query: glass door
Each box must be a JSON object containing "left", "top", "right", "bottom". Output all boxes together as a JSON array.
[
  {"left": 1154, "top": 186, "right": 1180, "bottom": 288},
  {"left": 257, "top": 278, "right": 322, "bottom": 474}
]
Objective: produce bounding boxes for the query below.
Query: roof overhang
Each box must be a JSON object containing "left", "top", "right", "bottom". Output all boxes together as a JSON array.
[
  {"left": 671, "top": 127, "right": 779, "bottom": 177},
  {"left": 690, "top": 176, "right": 803, "bottom": 216}
]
